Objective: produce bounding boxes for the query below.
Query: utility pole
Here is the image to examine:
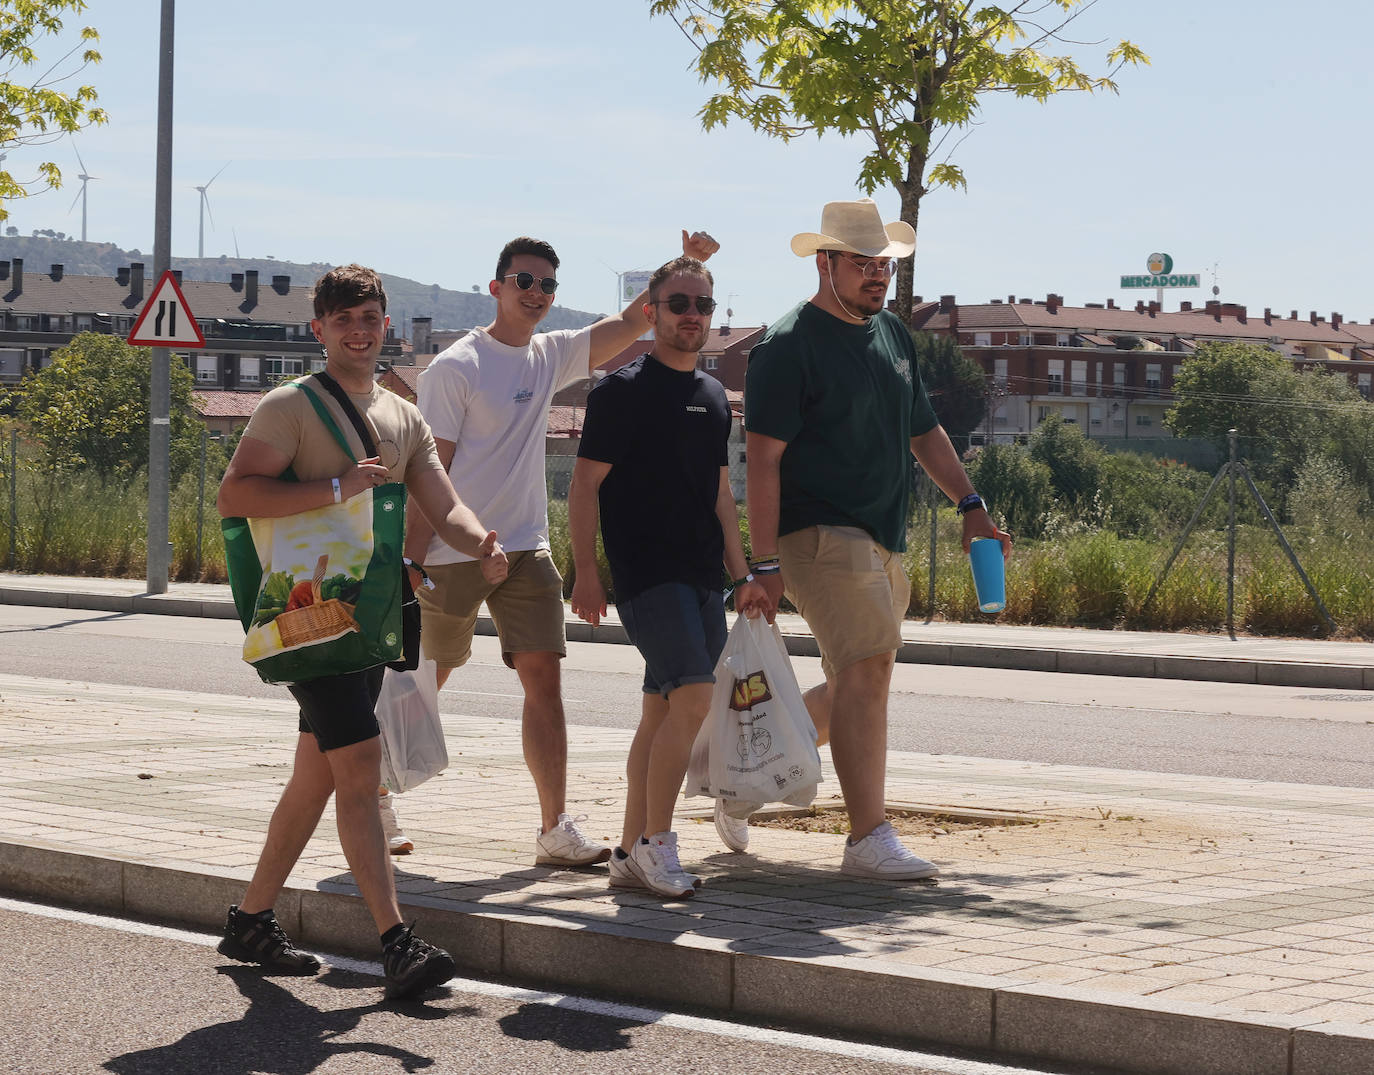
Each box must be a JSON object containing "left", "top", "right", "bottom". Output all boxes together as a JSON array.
[{"left": 147, "top": 0, "right": 174, "bottom": 594}]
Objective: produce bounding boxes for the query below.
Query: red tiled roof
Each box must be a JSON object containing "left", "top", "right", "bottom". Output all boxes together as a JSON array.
[
  {"left": 192, "top": 390, "right": 265, "bottom": 418},
  {"left": 386, "top": 365, "right": 422, "bottom": 393}
]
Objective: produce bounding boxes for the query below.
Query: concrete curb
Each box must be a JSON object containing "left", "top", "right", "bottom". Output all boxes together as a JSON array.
[
  {"left": 3, "top": 840, "right": 1372, "bottom": 1075},
  {"left": 6, "top": 582, "right": 1371, "bottom": 690}
]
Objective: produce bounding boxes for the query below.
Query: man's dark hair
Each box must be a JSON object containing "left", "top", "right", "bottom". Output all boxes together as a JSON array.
[
  {"left": 495, "top": 237, "right": 560, "bottom": 282},
  {"left": 647, "top": 256, "right": 713, "bottom": 303},
  {"left": 312, "top": 263, "right": 387, "bottom": 318}
]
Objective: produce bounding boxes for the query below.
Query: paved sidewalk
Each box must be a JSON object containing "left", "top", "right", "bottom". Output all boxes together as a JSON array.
[
  {"left": 4, "top": 571, "right": 1372, "bottom": 689},
  {"left": 3, "top": 672, "right": 1374, "bottom": 1075}
]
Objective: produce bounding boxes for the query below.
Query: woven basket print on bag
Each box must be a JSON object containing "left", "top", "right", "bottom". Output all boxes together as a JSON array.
[{"left": 273, "top": 554, "right": 360, "bottom": 648}]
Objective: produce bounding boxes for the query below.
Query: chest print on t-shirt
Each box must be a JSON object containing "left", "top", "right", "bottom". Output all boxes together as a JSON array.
[
  {"left": 375, "top": 439, "right": 401, "bottom": 471},
  {"left": 512, "top": 388, "right": 535, "bottom": 405}
]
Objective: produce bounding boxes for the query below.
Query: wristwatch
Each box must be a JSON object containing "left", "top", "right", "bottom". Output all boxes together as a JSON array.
[{"left": 956, "top": 493, "right": 984, "bottom": 516}]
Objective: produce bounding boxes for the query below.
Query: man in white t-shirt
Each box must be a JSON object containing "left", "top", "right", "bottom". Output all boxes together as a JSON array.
[{"left": 403, "top": 229, "right": 718, "bottom": 866}]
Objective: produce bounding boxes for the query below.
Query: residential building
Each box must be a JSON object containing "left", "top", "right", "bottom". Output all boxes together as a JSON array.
[{"left": 912, "top": 294, "right": 1374, "bottom": 443}]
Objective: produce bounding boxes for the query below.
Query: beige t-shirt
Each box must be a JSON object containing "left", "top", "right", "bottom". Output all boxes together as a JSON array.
[{"left": 243, "top": 377, "right": 444, "bottom": 485}]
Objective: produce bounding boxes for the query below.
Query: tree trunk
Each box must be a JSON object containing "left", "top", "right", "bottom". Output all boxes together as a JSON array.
[{"left": 893, "top": 154, "right": 926, "bottom": 326}]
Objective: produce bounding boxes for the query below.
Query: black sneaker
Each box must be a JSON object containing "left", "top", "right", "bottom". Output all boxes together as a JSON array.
[
  {"left": 382, "top": 925, "right": 456, "bottom": 1000},
  {"left": 216, "top": 905, "right": 321, "bottom": 975}
]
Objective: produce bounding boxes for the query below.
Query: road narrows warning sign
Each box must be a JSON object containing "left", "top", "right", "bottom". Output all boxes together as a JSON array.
[{"left": 127, "top": 270, "right": 207, "bottom": 348}]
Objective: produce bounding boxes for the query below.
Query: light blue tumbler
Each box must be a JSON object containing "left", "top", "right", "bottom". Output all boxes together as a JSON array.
[{"left": 968, "top": 537, "right": 1006, "bottom": 613}]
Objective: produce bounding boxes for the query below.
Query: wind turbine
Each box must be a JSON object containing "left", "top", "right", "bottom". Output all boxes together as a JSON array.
[
  {"left": 194, "top": 161, "right": 230, "bottom": 258},
  {"left": 68, "top": 144, "right": 97, "bottom": 241}
]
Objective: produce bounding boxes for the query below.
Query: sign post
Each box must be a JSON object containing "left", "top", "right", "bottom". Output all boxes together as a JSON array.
[{"left": 147, "top": 0, "right": 176, "bottom": 595}]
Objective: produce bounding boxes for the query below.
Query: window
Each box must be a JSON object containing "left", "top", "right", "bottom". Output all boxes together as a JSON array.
[
  {"left": 1135, "top": 413, "right": 1153, "bottom": 427},
  {"left": 263, "top": 356, "right": 304, "bottom": 382},
  {"left": 309, "top": 357, "right": 327, "bottom": 373},
  {"left": 76, "top": 315, "right": 92, "bottom": 331},
  {"left": 1056, "top": 333, "right": 1070, "bottom": 347},
  {"left": 1046, "top": 359, "right": 1064, "bottom": 395},
  {"left": 974, "top": 332, "right": 991, "bottom": 347},
  {"left": 1359, "top": 373, "right": 1371, "bottom": 400},
  {"left": 238, "top": 356, "right": 261, "bottom": 386},
  {"left": 196, "top": 356, "right": 218, "bottom": 384},
  {"left": 1145, "top": 363, "right": 1161, "bottom": 394},
  {"left": 994, "top": 358, "right": 1007, "bottom": 388},
  {"left": 704, "top": 356, "right": 718, "bottom": 370},
  {"left": 14, "top": 315, "right": 36, "bottom": 330},
  {"left": 1071, "top": 360, "right": 1087, "bottom": 397},
  {"left": 1037, "top": 405, "right": 1052, "bottom": 423},
  {"left": 994, "top": 403, "right": 1007, "bottom": 427},
  {"left": 1113, "top": 365, "right": 1126, "bottom": 395}
]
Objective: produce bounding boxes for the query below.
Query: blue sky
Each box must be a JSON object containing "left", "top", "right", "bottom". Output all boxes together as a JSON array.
[{"left": 6, "top": 1, "right": 1372, "bottom": 330}]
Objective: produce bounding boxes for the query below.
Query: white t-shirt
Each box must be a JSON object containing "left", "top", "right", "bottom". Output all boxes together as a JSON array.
[{"left": 417, "top": 325, "right": 591, "bottom": 564}]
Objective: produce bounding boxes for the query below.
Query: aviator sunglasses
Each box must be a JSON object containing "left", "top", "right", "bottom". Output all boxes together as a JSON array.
[
  {"left": 503, "top": 272, "right": 559, "bottom": 295},
  {"left": 652, "top": 294, "right": 718, "bottom": 316}
]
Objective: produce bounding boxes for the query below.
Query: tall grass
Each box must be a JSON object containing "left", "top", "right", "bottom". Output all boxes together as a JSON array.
[{"left": 3, "top": 453, "right": 1371, "bottom": 638}]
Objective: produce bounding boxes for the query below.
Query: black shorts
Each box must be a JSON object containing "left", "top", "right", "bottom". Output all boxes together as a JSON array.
[{"left": 290, "top": 666, "right": 385, "bottom": 752}]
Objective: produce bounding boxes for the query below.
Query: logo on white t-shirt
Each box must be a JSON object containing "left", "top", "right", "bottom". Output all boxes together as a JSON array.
[{"left": 513, "top": 389, "right": 534, "bottom": 404}]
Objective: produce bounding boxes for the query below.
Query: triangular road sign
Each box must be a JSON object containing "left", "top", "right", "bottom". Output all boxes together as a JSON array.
[{"left": 127, "top": 270, "right": 207, "bottom": 348}]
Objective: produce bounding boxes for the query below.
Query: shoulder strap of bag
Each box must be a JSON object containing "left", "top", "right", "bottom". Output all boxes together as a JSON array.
[
  {"left": 311, "top": 370, "right": 379, "bottom": 457},
  {"left": 286, "top": 377, "right": 361, "bottom": 463}
]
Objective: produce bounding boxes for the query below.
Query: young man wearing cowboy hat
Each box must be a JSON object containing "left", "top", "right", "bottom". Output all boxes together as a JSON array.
[{"left": 742, "top": 198, "right": 1010, "bottom": 879}]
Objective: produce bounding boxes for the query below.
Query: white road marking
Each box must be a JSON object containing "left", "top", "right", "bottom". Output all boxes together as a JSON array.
[{"left": 2, "top": 895, "right": 1036, "bottom": 1075}]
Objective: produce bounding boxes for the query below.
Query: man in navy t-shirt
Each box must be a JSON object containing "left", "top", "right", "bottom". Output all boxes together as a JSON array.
[{"left": 569, "top": 255, "right": 769, "bottom": 899}]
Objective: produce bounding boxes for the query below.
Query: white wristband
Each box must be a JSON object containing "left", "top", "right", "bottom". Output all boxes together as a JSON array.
[{"left": 331, "top": 477, "right": 341, "bottom": 504}]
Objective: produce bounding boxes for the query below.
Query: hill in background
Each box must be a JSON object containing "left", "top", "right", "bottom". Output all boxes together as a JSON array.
[{"left": 0, "top": 234, "right": 601, "bottom": 332}]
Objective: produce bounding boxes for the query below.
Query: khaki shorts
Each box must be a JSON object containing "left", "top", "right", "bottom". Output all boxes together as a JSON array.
[
  {"left": 418, "top": 549, "right": 566, "bottom": 670},
  {"left": 779, "top": 524, "right": 909, "bottom": 681}
]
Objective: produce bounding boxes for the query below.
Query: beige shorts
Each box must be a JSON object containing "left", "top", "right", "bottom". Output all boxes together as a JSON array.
[
  {"left": 779, "top": 524, "right": 909, "bottom": 681},
  {"left": 418, "top": 549, "right": 566, "bottom": 670}
]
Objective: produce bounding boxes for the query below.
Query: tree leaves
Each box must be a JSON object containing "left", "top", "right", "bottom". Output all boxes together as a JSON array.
[
  {"left": 649, "top": 0, "right": 1149, "bottom": 319},
  {"left": 0, "top": 0, "right": 107, "bottom": 221}
]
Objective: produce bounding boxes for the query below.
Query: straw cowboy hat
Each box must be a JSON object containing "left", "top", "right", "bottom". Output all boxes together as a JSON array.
[{"left": 790, "top": 197, "right": 916, "bottom": 259}]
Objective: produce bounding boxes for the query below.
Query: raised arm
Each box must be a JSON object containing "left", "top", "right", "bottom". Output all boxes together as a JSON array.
[
  {"left": 585, "top": 229, "right": 720, "bottom": 373},
  {"left": 567, "top": 456, "right": 612, "bottom": 626}
]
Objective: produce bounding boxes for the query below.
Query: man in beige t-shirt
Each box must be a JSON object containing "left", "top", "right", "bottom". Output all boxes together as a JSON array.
[{"left": 216, "top": 264, "right": 508, "bottom": 1000}]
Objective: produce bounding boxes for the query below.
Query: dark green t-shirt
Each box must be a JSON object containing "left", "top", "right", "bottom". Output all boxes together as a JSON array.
[{"left": 745, "top": 302, "right": 938, "bottom": 552}]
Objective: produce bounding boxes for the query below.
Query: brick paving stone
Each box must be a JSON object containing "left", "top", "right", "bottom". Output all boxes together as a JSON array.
[{"left": 6, "top": 669, "right": 1374, "bottom": 1034}]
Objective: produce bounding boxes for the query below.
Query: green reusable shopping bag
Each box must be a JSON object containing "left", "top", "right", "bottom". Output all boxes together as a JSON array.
[{"left": 221, "top": 378, "right": 407, "bottom": 686}]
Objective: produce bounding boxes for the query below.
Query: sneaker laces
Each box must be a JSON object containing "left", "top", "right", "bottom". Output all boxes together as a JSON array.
[
  {"left": 651, "top": 834, "right": 685, "bottom": 875},
  {"left": 554, "top": 813, "right": 595, "bottom": 849},
  {"left": 868, "top": 822, "right": 915, "bottom": 859}
]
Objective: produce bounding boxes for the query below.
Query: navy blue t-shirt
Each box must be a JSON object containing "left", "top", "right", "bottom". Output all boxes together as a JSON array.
[{"left": 578, "top": 353, "right": 732, "bottom": 601}]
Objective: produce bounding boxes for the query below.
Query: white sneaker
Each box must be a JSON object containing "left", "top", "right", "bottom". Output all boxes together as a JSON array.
[
  {"left": 841, "top": 821, "right": 940, "bottom": 880},
  {"left": 714, "top": 799, "right": 751, "bottom": 853},
  {"left": 621, "top": 832, "right": 696, "bottom": 899},
  {"left": 535, "top": 813, "right": 613, "bottom": 866},
  {"left": 378, "top": 792, "right": 413, "bottom": 855}
]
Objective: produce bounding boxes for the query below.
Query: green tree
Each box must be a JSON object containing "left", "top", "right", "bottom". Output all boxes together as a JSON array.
[
  {"left": 648, "top": 0, "right": 1146, "bottom": 321},
  {"left": 0, "top": 0, "right": 106, "bottom": 222},
  {"left": 1165, "top": 340, "right": 1293, "bottom": 453},
  {"left": 964, "top": 441, "right": 1053, "bottom": 537},
  {"left": 910, "top": 329, "right": 985, "bottom": 447},
  {"left": 1028, "top": 413, "right": 1101, "bottom": 508},
  {"left": 12, "top": 332, "right": 200, "bottom": 480}
]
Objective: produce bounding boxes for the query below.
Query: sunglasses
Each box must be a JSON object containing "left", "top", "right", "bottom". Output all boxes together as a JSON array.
[
  {"left": 832, "top": 252, "right": 897, "bottom": 280},
  {"left": 652, "top": 294, "right": 717, "bottom": 316},
  {"left": 503, "top": 272, "right": 559, "bottom": 295}
]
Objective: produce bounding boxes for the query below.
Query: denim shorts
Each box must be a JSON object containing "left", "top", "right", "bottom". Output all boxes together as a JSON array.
[
  {"left": 617, "top": 583, "right": 727, "bottom": 696},
  {"left": 290, "top": 665, "right": 385, "bottom": 751}
]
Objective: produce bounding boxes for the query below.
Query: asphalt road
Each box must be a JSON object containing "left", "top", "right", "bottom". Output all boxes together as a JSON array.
[
  {"left": 0, "top": 899, "right": 1121, "bottom": 1075},
  {"left": 5, "top": 604, "right": 1374, "bottom": 786}
]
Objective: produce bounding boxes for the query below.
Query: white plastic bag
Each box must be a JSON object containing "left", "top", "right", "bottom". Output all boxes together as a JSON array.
[
  {"left": 686, "top": 614, "right": 821, "bottom": 811},
  {"left": 376, "top": 658, "right": 447, "bottom": 793}
]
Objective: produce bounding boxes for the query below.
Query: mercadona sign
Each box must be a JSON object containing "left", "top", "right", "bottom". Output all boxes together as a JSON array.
[{"left": 1120, "top": 252, "right": 1199, "bottom": 289}]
